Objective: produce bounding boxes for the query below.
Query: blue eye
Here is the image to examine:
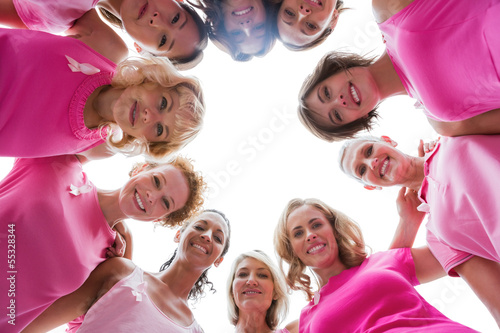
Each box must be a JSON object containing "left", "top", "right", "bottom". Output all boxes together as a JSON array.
[
  {"left": 360, "top": 165, "right": 366, "bottom": 176},
  {"left": 159, "top": 35, "right": 166, "bottom": 47},
  {"left": 334, "top": 110, "right": 342, "bottom": 122},
  {"left": 367, "top": 145, "right": 373, "bottom": 157},
  {"left": 306, "top": 22, "right": 317, "bottom": 30},
  {"left": 160, "top": 97, "right": 167, "bottom": 110},
  {"left": 293, "top": 230, "right": 303, "bottom": 238},
  {"left": 156, "top": 123, "right": 163, "bottom": 137},
  {"left": 284, "top": 9, "right": 295, "bottom": 17}
]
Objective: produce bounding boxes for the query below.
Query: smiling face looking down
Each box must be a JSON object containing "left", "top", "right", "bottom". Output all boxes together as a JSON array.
[
  {"left": 277, "top": 0, "right": 339, "bottom": 48},
  {"left": 340, "top": 139, "right": 416, "bottom": 188},
  {"left": 119, "top": 164, "right": 190, "bottom": 221},
  {"left": 120, "top": 0, "right": 201, "bottom": 60},
  {"left": 222, "top": 0, "right": 268, "bottom": 55}
]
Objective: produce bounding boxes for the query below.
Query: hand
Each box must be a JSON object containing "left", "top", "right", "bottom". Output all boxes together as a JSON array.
[
  {"left": 418, "top": 137, "right": 440, "bottom": 157},
  {"left": 396, "top": 187, "right": 425, "bottom": 228},
  {"left": 107, "top": 231, "right": 126, "bottom": 258}
]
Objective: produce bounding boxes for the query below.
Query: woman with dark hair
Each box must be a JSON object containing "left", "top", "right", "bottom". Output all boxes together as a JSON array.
[
  {"left": 274, "top": 197, "right": 478, "bottom": 332},
  {"left": 0, "top": 0, "right": 208, "bottom": 68},
  {"left": 272, "top": 0, "right": 345, "bottom": 51},
  {"left": 298, "top": 0, "right": 500, "bottom": 141},
  {"left": 22, "top": 209, "right": 230, "bottom": 332},
  {"left": 189, "top": 0, "right": 278, "bottom": 61}
]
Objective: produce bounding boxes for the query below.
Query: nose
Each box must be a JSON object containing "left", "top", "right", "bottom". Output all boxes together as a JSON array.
[
  {"left": 243, "top": 27, "right": 251, "bottom": 37},
  {"left": 143, "top": 108, "right": 159, "bottom": 124},
  {"left": 149, "top": 12, "right": 159, "bottom": 26},
  {"left": 306, "top": 231, "right": 317, "bottom": 242},
  {"left": 299, "top": 4, "right": 311, "bottom": 15},
  {"left": 200, "top": 230, "right": 213, "bottom": 243},
  {"left": 369, "top": 157, "right": 378, "bottom": 170},
  {"left": 335, "top": 94, "right": 347, "bottom": 107},
  {"left": 146, "top": 188, "right": 160, "bottom": 204},
  {"left": 246, "top": 273, "right": 258, "bottom": 286}
]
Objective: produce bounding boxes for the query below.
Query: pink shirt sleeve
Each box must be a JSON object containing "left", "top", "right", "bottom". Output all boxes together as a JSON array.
[{"left": 426, "top": 229, "right": 473, "bottom": 277}]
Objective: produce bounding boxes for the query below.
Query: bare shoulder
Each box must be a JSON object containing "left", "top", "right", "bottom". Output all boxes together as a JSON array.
[
  {"left": 372, "top": 0, "right": 414, "bottom": 23},
  {"left": 284, "top": 319, "right": 299, "bottom": 333}
]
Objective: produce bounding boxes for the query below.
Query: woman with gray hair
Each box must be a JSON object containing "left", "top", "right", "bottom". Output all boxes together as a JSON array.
[{"left": 227, "top": 250, "right": 292, "bottom": 332}]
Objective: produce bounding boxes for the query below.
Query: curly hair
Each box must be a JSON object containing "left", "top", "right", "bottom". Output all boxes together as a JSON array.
[
  {"left": 159, "top": 209, "right": 232, "bottom": 301},
  {"left": 270, "top": 0, "right": 346, "bottom": 51},
  {"left": 104, "top": 56, "right": 205, "bottom": 159},
  {"left": 274, "top": 198, "right": 368, "bottom": 301},
  {"left": 298, "top": 51, "right": 379, "bottom": 142},
  {"left": 227, "top": 250, "right": 289, "bottom": 330},
  {"left": 188, "top": 0, "right": 279, "bottom": 61},
  {"left": 97, "top": 3, "right": 208, "bottom": 69},
  {"left": 128, "top": 155, "right": 206, "bottom": 227}
]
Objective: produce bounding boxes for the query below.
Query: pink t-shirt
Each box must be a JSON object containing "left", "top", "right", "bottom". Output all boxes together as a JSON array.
[
  {"left": 378, "top": 0, "right": 500, "bottom": 122},
  {"left": 13, "top": 0, "right": 99, "bottom": 33},
  {"left": 418, "top": 136, "right": 500, "bottom": 273},
  {"left": 0, "top": 28, "right": 116, "bottom": 158},
  {"left": 72, "top": 266, "right": 205, "bottom": 333},
  {"left": 0, "top": 156, "right": 115, "bottom": 332},
  {"left": 300, "top": 248, "right": 476, "bottom": 333}
]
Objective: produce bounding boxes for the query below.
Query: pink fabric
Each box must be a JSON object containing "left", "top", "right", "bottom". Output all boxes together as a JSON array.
[
  {"left": 13, "top": 0, "right": 99, "bottom": 33},
  {"left": 418, "top": 136, "right": 500, "bottom": 273},
  {"left": 73, "top": 266, "right": 205, "bottom": 333},
  {"left": 275, "top": 329, "right": 290, "bottom": 333},
  {"left": 378, "top": 0, "right": 500, "bottom": 122},
  {"left": 0, "top": 28, "right": 116, "bottom": 158},
  {"left": 299, "top": 248, "right": 476, "bottom": 333},
  {"left": 426, "top": 230, "right": 473, "bottom": 277},
  {"left": 0, "top": 156, "right": 116, "bottom": 332}
]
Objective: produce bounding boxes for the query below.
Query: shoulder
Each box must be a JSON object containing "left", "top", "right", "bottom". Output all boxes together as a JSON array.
[{"left": 372, "top": 0, "right": 414, "bottom": 23}]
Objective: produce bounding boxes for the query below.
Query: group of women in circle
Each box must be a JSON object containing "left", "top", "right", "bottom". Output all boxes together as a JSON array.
[{"left": 0, "top": 0, "right": 499, "bottom": 332}]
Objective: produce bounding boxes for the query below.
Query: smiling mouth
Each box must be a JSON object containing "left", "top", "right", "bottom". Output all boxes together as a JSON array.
[
  {"left": 138, "top": 3, "right": 148, "bottom": 19},
  {"left": 305, "top": 0, "right": 322, "bottom": 7},
  {"left": 135, "top": 190, "right": 145, "bottom": 212},
  {"left": 349, "top": 83, "right": 361, "bottom": 106},
  {"left": 243, "top": 290, "right": 262, "bottom": 295},
  {"left": 129, "top": 102, "right": 137, "bottom": 126},
  {"left": 192, "top": 243, "right": 208, "bottom": 254},
  {"left": 307, "top": 244, "right": 326, "bottom": 254},
  {"left": 232, "top": 6, "right": 253, "bottom": 16},
  {"left": 380, "top": 157, "right": 389, "bottom": 177}
]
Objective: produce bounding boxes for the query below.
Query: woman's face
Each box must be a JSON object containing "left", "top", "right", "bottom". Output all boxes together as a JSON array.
[
  {"left": 120, "top": 0, "right": 200, "bottom": 59},
  {"left": 119, "top": 164, "right": 190, "bottom": 221},
  {"left": 340, "top": 140, "right": 414, "bottom": 188},
  {"left": 278, "top": 0, "right": 338, "bottom": 47},
  {"left": 287, "top": 205, "right": 343, "bottom": 272},
  {"left": 112, "top": 83, "right": 179, "bottom": 143},
  {"left": 305, "top": 67, "right": 380, "bottom": 129},
  {"left": 232, "top": 257, "right": 275, "bottom": 315},
  {"left": 222, "top": 0, "right": 267, "bottom": 55},
  {"left": 177, "top": 212, "right": 229, "bottom": 269}
]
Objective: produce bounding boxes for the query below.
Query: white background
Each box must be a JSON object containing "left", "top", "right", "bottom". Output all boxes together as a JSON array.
[{"left": 0, "top": 1, "right": 497, "bottom": 332}]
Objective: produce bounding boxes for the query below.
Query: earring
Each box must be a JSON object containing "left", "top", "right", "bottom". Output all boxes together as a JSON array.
[
  {"left": 134, "top": 42, "right": 143, "bottom": 54},
  {"left": 381, "top": 135, "right": 398, "bottom": 147},
  {"left": 131, "top": 163, "right": 149, "bottom": 177}
]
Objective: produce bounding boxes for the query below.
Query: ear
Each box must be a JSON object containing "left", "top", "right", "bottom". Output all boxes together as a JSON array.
[
  {"left": 214, "top": 257, "right": 224, "bottom": 267},
  {"left": 381, "top": 135, "right": 398, "bottom": 147},
  {"left": 131, "top": 163, "right": 149, "bottom": 177},
  {"left": 174, "top": 230, "right": 181, "bottom": 243},
  {"left": 134, "top": 42, "right": 143, "bottom": 54},
  {"left": 364, "top": 185, "right": 382, "bottom": 191},
  {"left": 329, "top": 10, "right": 340, "bottom": 31}
]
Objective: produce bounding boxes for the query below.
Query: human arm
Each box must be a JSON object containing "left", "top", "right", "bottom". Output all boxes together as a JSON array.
[
  {"left": 284, "top": 319, "right": 299, "bottom": 333},
  {"left": 65, "top": 9, "right": 128, "bottom": 64},
  {"left": 108, "top": 221, "right": 133, "bottom": 260},
  {"left": 22, "top": 258, "right": 133, "bottom": 332},
  {"left": 389, "top": 187, "right": 425, "bottom": 249},
  {"left": 76, "top": 143, "right": 115, "bottom": 162},
  {"left": 410, "top": 246, "right": 446, "bottom": 284},
  {"left": 428, "top": 108, "right": 500, "bottom": 137},
  {"left": 454, "top": 256, "right": 500, "bottom": 327},
  {"left": 0, "top": 0, "right": 28, "bottom": 28},
  {"left": 371, "top": 0, "right": 414, "bottom": 23}
]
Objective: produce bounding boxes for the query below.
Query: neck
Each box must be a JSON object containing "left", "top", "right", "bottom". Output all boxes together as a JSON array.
[
  {"left": 312, "top": 261, "right": 347, "bottom": 288},
  {"left": 235, "top": 311, "right": 272, "bottom": 333},
  {"left": 97, "top": 189, "right": 127, "bottom": 227},
  {"left": 404, "top": 156, "right": 426, "bottom": 191},
  {"left": 156, "top": 259, "right": 207, "bottom": 300},
  {"left": 97, "top": 0, "right": 122, "bottom": 17},
  {"left": 369, "top": 52, "right": 406, "bottom": 99}
]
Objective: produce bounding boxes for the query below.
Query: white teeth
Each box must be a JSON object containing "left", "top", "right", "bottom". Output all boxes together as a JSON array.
[
  {"left": 135, "top": 192, "right": 145, "bottom": 211},
  {"left": 133, "top": 105, "right": 136, "bottom": 124},
  {"left": 350, "top": 85, "right": 360, "bottom": 104},
  {"left": 192, "top": 243, "right": 207, "bottom": 254},
  {"left": 307, "top": 244, "right": 325, "bottom": 254},
  {"left": 233, "top": 7, "right": 252, "bottom": 16},
  {"left": 380, "top": 159, "right": 389, "bottom": 177},
  {"left": 244, "top": 291, "right": 260, "bottom": 294}
]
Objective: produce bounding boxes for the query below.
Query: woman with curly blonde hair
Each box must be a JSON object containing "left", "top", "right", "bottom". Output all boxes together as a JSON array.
[
  {"left": 0, "top": 28, "right": 205, "bottom": 160},
  {"left": 274, "top": 198, "right": 476, "bottom": 332}
]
